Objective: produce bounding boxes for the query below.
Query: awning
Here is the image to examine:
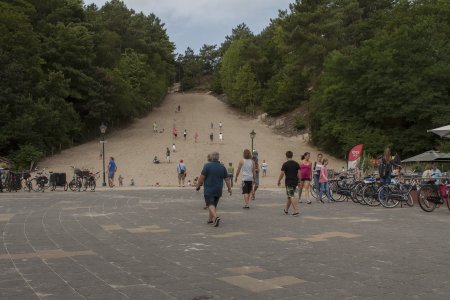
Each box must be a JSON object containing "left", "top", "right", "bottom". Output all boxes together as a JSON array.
[
  {"left": 428, "top": 125, "right": 450, "bottom": 138},
  {"left": 401, "top": 150, "right": 450, "bottom": 163}
]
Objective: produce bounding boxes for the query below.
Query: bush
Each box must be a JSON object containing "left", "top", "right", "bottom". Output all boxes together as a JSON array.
[
  {"left": 11, "top": 144, "right": 44, "bottom": 171},
  {"left": 294, "top": 116, "right": 307, "bottom": 130}
]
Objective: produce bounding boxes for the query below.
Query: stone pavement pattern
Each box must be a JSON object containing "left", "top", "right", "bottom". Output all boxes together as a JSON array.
[{"left": 0, "top": 189, "right": 450, "bottom": 299}]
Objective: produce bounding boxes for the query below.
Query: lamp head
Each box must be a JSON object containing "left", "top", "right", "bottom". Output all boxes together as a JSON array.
[{"left": 99, "top": 123, "right": 107, "bottom": 134}]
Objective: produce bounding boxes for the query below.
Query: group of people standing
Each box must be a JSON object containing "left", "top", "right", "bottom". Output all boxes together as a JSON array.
[{"left": 277, "top": 151, "right": 332, "bottom": 216}]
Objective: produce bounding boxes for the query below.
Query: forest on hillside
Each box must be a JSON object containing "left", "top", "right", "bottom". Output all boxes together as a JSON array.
[
  {"left": 178, "top": 0, "right": 450, "bottom": 158},
  {"left": 0, "top": 0, "right": 175, "bottom": 169}
]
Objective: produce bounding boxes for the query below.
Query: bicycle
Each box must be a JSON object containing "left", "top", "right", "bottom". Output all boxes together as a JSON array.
[
  {"left": 21, "top": 172, "right": 35, "bottom": 192},
  {"left": 417, "top": 182, "right": 450, "bottom": 212},
  {"left": 4, "top": 171, "right": 22, "bottom": 192},
  {"left": 82, "top": 171, "right": 99, "bottom": 192},
  {"left": 69, "top": 167, "right": 84, "bottom": 192},
  {"left": 377, "top": 181, "right": 414, "bottom": 208},
  {"left": 362, "top": 180, "right": 383, "bottom": 206},
  {"left": 33, "top": 169, "right": 50, "bottom": 192}
]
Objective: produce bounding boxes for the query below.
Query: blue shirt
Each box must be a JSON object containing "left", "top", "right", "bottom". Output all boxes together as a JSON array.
[
  {"left": 108, "top": 160, "right": 117, "bottom": 173},
  {"left": 201, "top": 161, "right": 228, "bottom": 197}
]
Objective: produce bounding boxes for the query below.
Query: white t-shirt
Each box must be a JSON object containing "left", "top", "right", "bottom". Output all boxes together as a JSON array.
[{"left": 261, "top": 162, "right": 268, "bottom": 170}]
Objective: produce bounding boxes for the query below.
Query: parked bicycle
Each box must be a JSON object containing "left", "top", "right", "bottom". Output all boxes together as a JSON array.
[
  {"left": 4, "top": 171, "right": 22, "bottom": 192},
  {"left": 417, "top": 182, "right": 450, "bottom": 212},
  {"left": 377, "top": 181, "right": 414, "bottom": 208},
  {"left": 69, "top": 166, "right": 84, "bottom": 192},
  {"left": 33, "top": 169, "right": 50, "bottom": 192},
  {"left": 82, "top": 171, "right": 99, "bottom": 192},
  {"left": 21, "top": 172, "right": 34, "bottom": 192}
]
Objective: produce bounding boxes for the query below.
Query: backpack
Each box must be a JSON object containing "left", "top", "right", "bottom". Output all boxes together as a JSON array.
[
  {"left": 378, "top": 158, "right": 389, "bottom": 177},
  {"left": 179, "top": 164, "right": 185, "bottom": 174}
]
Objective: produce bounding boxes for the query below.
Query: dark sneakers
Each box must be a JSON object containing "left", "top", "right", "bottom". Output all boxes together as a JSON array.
[{"left": 213, "top": 217, "right": 221, "bottom": 227}]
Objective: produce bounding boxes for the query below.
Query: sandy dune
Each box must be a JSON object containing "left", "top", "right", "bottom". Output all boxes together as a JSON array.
[{"left": 40, "top": 93, "right": 344, "bottom": 187}]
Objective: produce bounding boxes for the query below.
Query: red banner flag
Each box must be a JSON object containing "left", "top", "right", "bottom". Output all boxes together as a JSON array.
[{"left": 347, "top": 144, "right": 364, "bottom": 170}]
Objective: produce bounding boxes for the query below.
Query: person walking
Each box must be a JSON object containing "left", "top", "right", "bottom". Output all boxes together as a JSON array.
[
  {"left": 277, "top": 151, "right": 300, "bottom": 216},
  {"left": 172, "top": 143, "right": 176, "bottom": 152},
  {"left": 177, "top": 160, "right": 187, "bottom": 187},
  {"left": 107, "top": 157, "right": 117, "bottom": 187},
  {"left": 210, "top": 122, "right": 214, "bottom": 129},
  {"left": 194, "top": 132, "right": 199, "bottom": 143},
  {"left": 261, "top": 160, "right": 268, "bottom": 177},
  {"left": 166, "top": 147, "right": 171, "bottom": 163},
  {"left": 298, "top": 152, "right": 312, "bottom": 204},
  {"left": 219, "top": 132, "right": 223, "bottom": 143},
  {"left": 219, "top": 121, "right": 223, "bottom": 130},
  {"left": 153, "top": 121, "right": 158, "bottom": 133},
  {"left": 209, "top": 132, "right": 214, "bottom": 143},
  {"left": 251, "top": 150, "right": 260, "bottom": 201},
  {"left": 227, "top": 163, "right": 234, "bottom": 188},
  {"left": 313, "top": 153, "right": 323, "bottom": 200},
  {"left": 173, "top": 127, "right": 178, "bottom": 139},
  {"left": 183, "top": 129, "right": 187, "bottom": 140},
  {"left": 235, "top": 149, "right": 256, "bottom": 209},
  {"left": 196, "top": 152, "right": 232, "bottom": 227},
  {"left": 318, "top": 158, "right": 332, "bottom": 203}
]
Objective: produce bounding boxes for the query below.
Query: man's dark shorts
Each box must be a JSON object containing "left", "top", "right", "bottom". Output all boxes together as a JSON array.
[
  {"left": 204, "top": 195, "right": 220, "bottom": 207},
  {"left": 242, "top": 181, "right": 253, "bottom": 194}
]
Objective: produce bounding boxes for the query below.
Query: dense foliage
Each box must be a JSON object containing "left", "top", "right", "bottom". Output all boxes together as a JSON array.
[
  {"left": 0, "top": 0, "right": 175, "bottom": 169},
  {"left": 178, "top": 0, "right": 450, "bottom": 158}
]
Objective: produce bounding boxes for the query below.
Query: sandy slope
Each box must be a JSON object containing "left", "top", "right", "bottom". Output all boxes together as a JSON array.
[{"left": 40, "top": 93, "right": 344, "bottom": 187}]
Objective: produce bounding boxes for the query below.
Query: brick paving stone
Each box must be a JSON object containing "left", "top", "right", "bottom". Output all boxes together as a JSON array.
[{"left": 0, "top": 189, "right": 449, "bottom": 299}]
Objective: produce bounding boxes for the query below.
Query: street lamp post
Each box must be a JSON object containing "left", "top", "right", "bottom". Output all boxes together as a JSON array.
[
  {"left": 250, "top": 129, "right": 256, "bottom": 152},
  {"left": 99, "top": 123, "right": 107, "bottom": 187}
]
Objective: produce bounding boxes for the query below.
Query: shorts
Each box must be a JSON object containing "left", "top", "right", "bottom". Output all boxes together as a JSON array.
[
  {"left": 242, "top": 181, "right": 253, "bottom": 194},
  {"left": 300, "top": 178, "right": 311, "bottom": 182},
  {"left": 204, "top": 195, "right": 220, "bottom": 207},
  {"left": 108, "top": 172, "right": 115, "bottom": 179},
  {"left": 286, "top": 185, "right": 296, "bottom": 198},
  {"left": 254, "top": 173, "right": 260, "bottom": 186},
  {"left": 178, "top": 173, "right": 186, "bottom": 180}
]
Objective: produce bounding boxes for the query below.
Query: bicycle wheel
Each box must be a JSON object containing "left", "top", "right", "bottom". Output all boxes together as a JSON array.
[
  {"left": 351, "top": 182, "right": 363, "bottom": 204},
  {"left": 418, "top": 185, "right": 438, "bottom": 212},
  {"left": 362, "top": 184, "right": 380, "bottom": 206},
  {"left": 69, "top": 179, "right": 78, "bottom": 191},
  {"left": 28, "top": 178, "right": 38, "bottom": 191},
  {"left": 406, "top": 193, "right": 414, "bottom": 207},
  {"left": 310, "top": 183, "right": 318, "bottom": 199},
  {"left": 90, "top": 180, "right": 96, "bottom": 192},
  {"left": 330, "top": 182, "right": 344, "bottom": 202},
  {"left": 378, "top": 185, "right": 399, "bottom": 208},
  {"left": 446, "top": 191, "right": 450, "bottom": 211}
]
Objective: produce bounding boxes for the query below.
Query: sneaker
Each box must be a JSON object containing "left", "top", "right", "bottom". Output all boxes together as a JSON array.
[
  {"left": 243, "top": 206, "right": 250, "bottom": 209},
  {"left": 207, "top": 220, "right": 213, "bottom": 224},
  {"left": 292, "top": 212, "right": 300, "bottom": 217},
  {"left": 213, "top": 217, "right": 221, "bottom": 227}
]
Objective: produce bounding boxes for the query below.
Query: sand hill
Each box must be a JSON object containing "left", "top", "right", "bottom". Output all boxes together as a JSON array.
[{"left": 40, "top": 93, "right": 343, "bottom": 187}]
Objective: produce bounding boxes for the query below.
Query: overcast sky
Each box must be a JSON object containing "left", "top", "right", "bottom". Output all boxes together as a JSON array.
[{"left": 87, "top": 0, "right": 293, "bottom": 54}]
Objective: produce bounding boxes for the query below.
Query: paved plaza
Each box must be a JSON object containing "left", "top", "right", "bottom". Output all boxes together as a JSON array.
[{"left": 0, "top": 188, "right": 449, "bottom": 299}]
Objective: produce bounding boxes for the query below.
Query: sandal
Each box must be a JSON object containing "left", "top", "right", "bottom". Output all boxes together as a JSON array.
[
  {"left": 292, "top": 212, "right": 300, "bottom": 216},
  {"left": 283, "top": 209, "right": 288, "bottom": 215}
]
